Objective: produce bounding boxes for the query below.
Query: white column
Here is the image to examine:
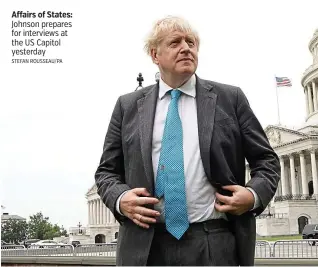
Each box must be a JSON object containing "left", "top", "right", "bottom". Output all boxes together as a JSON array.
[
  {"left": 310, "top": 149, "right": 318, "bottom": 197},
  {"left": 289, "top": 154, "right": 297, "bottom": 195},
  {"left": 299, "top": 151, "right": 309, "bottom": 195},
  {"left": 90, "top": 201, "right": 93, "bottom": 225},
  {"left": 91, "top": 201, "right": 94, "bottom": 224},
  {"left": 308, "top": 85, "right": 314, "bottom": 114},
  {"left": 280, "top": 157, "right": 286, "bottom": 196},
  {"left": 104, "top": 204, "right": 107, "bottom": 224},
  {"left": 88, "top": 201, "right": 91, "bottom": 225},
  {"left": 96, "top": 199, "right": 99, "bottom": 225},
  {"left": 278, "top": 178, "right": 282, "bottom": 196},
  {"left": 313, "top": 81, "right": 317, "bottom": 112},
  {"left": 108, "top": 210, "right": 112, "bottom": 223},
  {"left": 99, "top": 200, "right": 102, "bottom": 224},
  {"left": 92, "top": 200, "right": 96, "bottom": 225},
  {"left": 109, "top": 210, "right": 113, "bottom": 224},
  {"left": 106, "top": 206, "right": 108, "bottom": 224},
  {"left": 305, "top": 86, "right": 309, "bottom": 116},
  {"left": 97, "top": 199, "right": 101, "bottom": 225},
  {"left": 102, "top": 200, "right": 105, "bottom": 225},
  {"left": 100, "top": 200, "right": 104, "bottom": 225},
  {"left": 245, "top": 164, "right": 250, "bottom": 184},
  {"left": 103, "top": 205, "right": 107, "bottom": 225},
  {"left": 96, "top": 200, "right": 98, "bottom": 225}
]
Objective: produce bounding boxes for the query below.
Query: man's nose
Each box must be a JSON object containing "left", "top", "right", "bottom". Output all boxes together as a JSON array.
[{"left": 180, "top": 40, "right": 190, "bottom": 53}]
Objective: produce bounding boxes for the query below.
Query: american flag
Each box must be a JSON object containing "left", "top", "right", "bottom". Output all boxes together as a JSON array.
[{"left": 275, "top": 76, "right": 292, "bottom": 87}]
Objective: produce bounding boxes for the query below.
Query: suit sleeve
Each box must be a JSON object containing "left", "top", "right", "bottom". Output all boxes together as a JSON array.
[
  {"left": 95, "top": 96, "right": 131, "bottom": 223},
  {"left": 236, "top": 88, "right": 281, "bottom": 216}
]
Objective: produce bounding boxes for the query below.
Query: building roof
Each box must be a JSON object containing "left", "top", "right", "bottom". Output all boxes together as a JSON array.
[
  {"left": 86, "top": 184, "right": 97, "bottom": 196},
  {"left": 265, "top": 124, "right": 318, "bottom": 149},
  {"left": 1, "top": 213, "right": 26, "bottom": 221},
  {"left": 264, "top": 125, "right": 309, "bottom": 137}
]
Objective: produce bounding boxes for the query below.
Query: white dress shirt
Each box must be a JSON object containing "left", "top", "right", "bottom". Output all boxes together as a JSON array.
[{"left": 116, "top": 74, "right": 260, "bottom": 222}]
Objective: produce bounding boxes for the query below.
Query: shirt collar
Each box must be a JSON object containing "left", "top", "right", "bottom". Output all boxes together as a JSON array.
[{"left": 158, "top": 74, "right": 196, "bottom": 99}]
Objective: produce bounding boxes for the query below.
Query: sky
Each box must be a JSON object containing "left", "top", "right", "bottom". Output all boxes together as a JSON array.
[{"left": 1, "top": 0, "right": 317, "bottom": 230}]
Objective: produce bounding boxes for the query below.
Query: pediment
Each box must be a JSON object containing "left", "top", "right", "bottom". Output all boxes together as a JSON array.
[
  {"left": 86, "top": 184, "right": 97, "bottom": 195},
  {"left": 264, "top": 125, "right": 308, "bottom": 147}
]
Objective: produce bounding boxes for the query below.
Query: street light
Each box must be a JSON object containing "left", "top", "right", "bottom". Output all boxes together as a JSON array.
[{"left": 135, "top": 73, "right": 144, "bottom": 91}]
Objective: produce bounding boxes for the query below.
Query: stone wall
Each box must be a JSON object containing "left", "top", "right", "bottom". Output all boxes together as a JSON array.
[{"left": 256, "top": 218, "right": 290, "bottom": 236}]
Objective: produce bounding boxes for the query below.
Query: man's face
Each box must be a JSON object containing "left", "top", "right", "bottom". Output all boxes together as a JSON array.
[{"left": 152, "top": 31, "right": 198, "bottom": 79}]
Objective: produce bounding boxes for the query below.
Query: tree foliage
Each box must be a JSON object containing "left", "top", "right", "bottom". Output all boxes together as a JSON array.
[
  {"left": 1, "top": 219, "right": 28, "bottom": 244},
  {"left": 1, "top": 212, "right": 68, "bottom": 244}
]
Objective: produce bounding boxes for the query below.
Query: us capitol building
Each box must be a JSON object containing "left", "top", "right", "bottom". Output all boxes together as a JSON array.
[
  {"left": 69, "top": 29, "right": 318, "bottom": 243},
  {"left": 255, "top": 28, "right": 318, "bottom": 236}
]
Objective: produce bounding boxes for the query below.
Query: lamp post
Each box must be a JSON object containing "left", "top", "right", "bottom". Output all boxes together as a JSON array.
[{"left": 135, "top": 73, "right": 144, "bottom": 91}]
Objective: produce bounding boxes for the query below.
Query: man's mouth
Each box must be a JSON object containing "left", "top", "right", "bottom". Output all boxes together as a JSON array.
[{"left": 178, "top": 58, "right": 193, "bottom": 62}]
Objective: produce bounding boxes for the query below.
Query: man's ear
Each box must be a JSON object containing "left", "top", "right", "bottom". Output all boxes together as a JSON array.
[{"left": 151, "top": 48, "right": 159, "bottom": 65}]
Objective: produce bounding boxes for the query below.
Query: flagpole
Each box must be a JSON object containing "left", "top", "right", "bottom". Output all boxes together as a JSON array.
[{"left": 275, "top": 75, "right": 281, "bottom": 125}]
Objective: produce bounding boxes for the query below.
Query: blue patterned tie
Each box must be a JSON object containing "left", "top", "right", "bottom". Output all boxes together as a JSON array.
[{"left": 155, "top": 89, "right": 189, "bottom": 240}]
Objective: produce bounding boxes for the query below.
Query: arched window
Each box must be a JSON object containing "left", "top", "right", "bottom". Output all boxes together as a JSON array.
[
  {"left": 298, "top": 216, "right": 309, "bottom": 234},
  {"left": 95, "top": 234, "right": 106, "bottom": 243}
]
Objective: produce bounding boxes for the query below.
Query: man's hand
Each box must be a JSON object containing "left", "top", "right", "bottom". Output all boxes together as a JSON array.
[
  {"left": 214, "top": 185, "right": 255, "bottom": 215},
  {"left": 120, "top": 188, "right": 160, "bottom": 229}
]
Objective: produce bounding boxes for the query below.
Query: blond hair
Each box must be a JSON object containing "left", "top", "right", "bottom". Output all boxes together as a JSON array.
[{"left": 144, "top": 16, "right": 200, "bottom": 56}]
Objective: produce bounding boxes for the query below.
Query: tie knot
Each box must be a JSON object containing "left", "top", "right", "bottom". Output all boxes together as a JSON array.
[{"left": 171, "top": 89, "right": 181, "bottom": 99}]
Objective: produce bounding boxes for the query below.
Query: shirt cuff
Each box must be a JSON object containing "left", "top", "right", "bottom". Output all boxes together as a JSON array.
[
  {"left": 116, "top": 191, "right": 129, "bottom": 216},
  {"left": 246, "top": 187, "right": 261, "bottom": 210}
]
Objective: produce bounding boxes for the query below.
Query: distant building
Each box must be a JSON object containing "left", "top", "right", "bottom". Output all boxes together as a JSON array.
[
  {"left": 65, "top": 185, "right": 119, "bottom": 245},
  {"left": 255, "top": 29, "right": 318, "bottom": 236},
  {"left": 1, "top": 212, "right": 26, "bottom": 222},
  {"left": 84, "top": 185, "right": 119, "bottom": 243}
]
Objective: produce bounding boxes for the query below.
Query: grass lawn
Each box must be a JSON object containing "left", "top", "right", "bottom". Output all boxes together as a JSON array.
[{"left": 257, "top": 235, "right": 302, "bottom": 241}]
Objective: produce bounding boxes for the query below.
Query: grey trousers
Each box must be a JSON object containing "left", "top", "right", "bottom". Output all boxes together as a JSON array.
[{"left": 147, "top": 219, "right": 238, "bottom": 266}]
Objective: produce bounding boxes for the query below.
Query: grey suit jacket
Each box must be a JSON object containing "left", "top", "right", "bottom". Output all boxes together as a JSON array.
[{"left": 95, "top": 76, "right": 280, "bottom": 266}]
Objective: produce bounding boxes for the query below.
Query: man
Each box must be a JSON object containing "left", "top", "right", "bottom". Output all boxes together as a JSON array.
[{"left": 95, "top": 16, "right": 280, "bottom": 266}]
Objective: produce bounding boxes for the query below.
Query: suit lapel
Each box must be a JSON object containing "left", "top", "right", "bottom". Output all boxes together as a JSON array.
[
  {"left": 137, "top": 84, "right": 159, "bottom": 192},
  {"left": 196, "top": 77, "right": 217, "bottom": 181}
]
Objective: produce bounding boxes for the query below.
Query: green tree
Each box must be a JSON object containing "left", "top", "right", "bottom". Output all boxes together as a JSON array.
[
  {"left": 43, "top": 224, "right": 65, "bottom": 239},
  {"left": 27, "top": 212, "right": 51, "bottom": 240},
  {"left": 1, "top": 219, "right": 28, "bottom": 244},
  {"left": 27, "top": 212, "right": 68, "bottom": 240},
  {"left": 60, "top": 226, "right": 68, "bottom": 237}
]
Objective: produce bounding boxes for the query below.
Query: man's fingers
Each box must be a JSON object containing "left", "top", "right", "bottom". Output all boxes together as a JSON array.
[
  {"left": 134, "top": 206, "right": 160, "bottom": 217},
  {"left": 215, "top": 192, "right": 232, "bottom": 205},
  {"left": 121, "top": 188, "right": 161, "bottom": 228},
  {"left": 132, "top": 218, "right": 150, "bottom": 229},
  {"left": 214, "top": 202, "right": 234, "bottom": 213},
  {"left": 131, "top": 187, "right": 151, "bottom": 197},
  {"left": 133, "top": 213, "right": 157, "bottom": 224},
  {"left": 135, "top": 196, "right": 159, "bottom": 206},
  {"left": 215, "top": 202, "right": 243, "bottom": 215}
]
